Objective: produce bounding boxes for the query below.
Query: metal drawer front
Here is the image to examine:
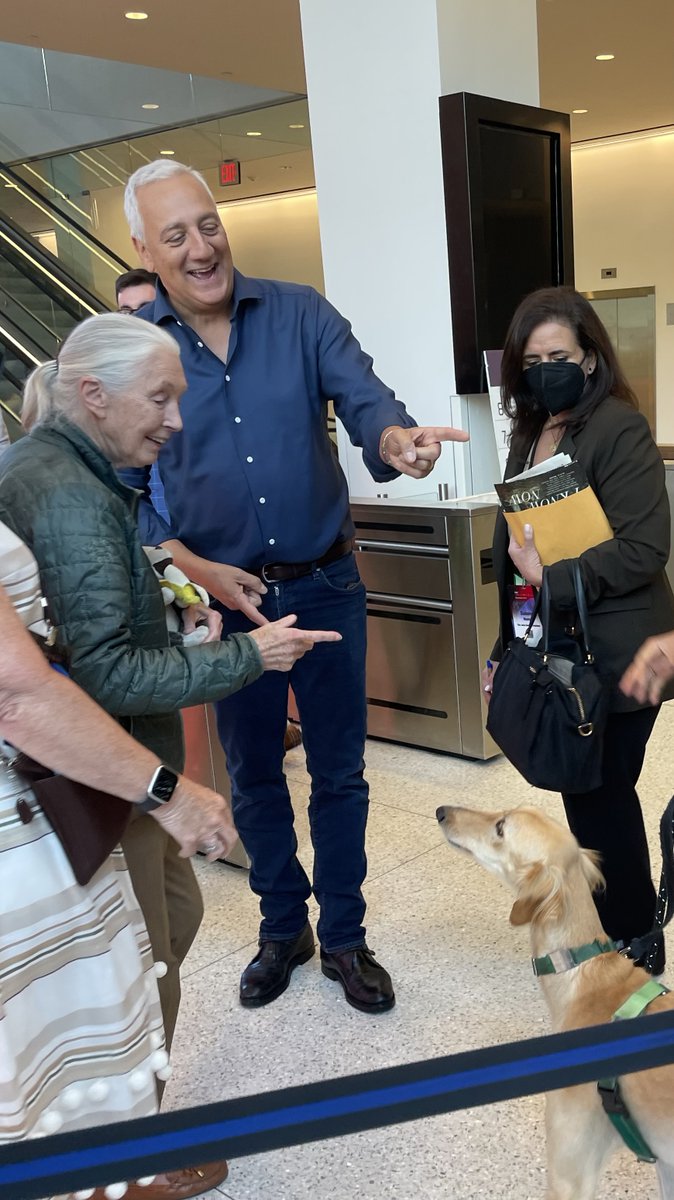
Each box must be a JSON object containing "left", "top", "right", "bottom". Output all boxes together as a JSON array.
[
  {"left": 365, "top": 604, "right": 461, "bottom": 755},
  {"left": 356, "top": 548, "right": 451, "bottom": 604},
  {"left": 351, "top": 505, "right": 447, "bottom": 547}
]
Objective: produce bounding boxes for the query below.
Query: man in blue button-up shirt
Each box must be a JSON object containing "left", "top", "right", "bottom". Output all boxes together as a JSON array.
[{"left": 122, "top": 160, "right": 468, "bottom": 1015}]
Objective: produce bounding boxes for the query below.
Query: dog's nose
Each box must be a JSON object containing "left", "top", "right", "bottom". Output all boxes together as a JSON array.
[{"left": 436, "top": 807, "right": 446, "bottom": 824}]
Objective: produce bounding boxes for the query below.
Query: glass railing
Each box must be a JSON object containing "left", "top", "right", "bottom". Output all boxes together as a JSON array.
[
  {"left": 0, "top": 212, "right": 109, "bottom": 445},
  {"left": 3, "top": 97, "right": 313, "bottom": 282},
  {"left": 0, "top": 164, "right": 129, "bottom": 308}
]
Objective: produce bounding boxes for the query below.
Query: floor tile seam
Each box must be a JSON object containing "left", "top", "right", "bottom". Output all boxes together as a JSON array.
[
  {"left": 181, "top": 937, "right": 259, "bottom": 979},
  {"left": 365, "top": 798, "right": 441, "bottom": 820},
  {"left": 363, "top": 840, "right": 447, "bottom": 885}
]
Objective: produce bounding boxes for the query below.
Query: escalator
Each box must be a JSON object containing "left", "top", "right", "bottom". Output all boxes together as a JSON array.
[{"left": 0, "top": 195, "right": 120, "bottom": 445}]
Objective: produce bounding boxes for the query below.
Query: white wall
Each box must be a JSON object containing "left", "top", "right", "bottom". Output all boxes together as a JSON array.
[
  {"left": 572, "top": 131, "right": 674, "bottom": 442},
  {"left": 219, "top": 191, "right": 324, "bottom": 293}
]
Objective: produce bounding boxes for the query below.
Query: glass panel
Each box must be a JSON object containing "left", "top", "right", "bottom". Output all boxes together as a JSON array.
[{"left": 616, "top": 293, "right": 656, "bottom": 436}]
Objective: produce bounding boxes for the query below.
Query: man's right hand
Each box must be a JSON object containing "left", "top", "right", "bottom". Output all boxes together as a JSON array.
[
  {"left": 202, "top": 562, "right": 269, "bottom": 627},
  {"left": 248, "top": 614, "right": 341, "bottom": 671},
  {"left": 151, "top": 776, "right": 238, "bottom": 861}
]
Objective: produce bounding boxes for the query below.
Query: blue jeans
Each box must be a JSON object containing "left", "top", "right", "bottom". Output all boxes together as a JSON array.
[{"left": 214, "top": 552, "right": 368, "bottom": 954}]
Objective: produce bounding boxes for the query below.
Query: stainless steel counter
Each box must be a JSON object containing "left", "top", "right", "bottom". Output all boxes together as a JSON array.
[{"left": 351, "top": 494, "right": 500, "bottom": 759}]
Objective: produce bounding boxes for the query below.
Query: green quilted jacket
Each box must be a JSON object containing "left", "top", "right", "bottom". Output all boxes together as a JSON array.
[{"left": 0, "top": 418, "right": 263, "bottom": 770}]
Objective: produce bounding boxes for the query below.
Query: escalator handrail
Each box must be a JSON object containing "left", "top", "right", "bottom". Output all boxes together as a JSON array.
[
  {"left": 0, "top": 277, "right": 62, "bottom": 355},
  {"left": 0, "top": 395, "right": 23, "bottom": 429},
  {"left": 0, "top": 314, "right": 44, "bottom": 371},
  {"left": 0, "top": 161, "right": 130, "bottom": 273},
  {"left": 0, "top": 211, "right": 108, "bottom": 317}
]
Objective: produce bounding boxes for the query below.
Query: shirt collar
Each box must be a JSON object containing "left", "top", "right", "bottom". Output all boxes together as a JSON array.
[{"left": 151, "top": 268, "right": 263, "bottom": 326}]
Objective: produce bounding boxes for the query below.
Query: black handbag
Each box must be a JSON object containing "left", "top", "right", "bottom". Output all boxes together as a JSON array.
[{"left": 486, "top": 562, "right": 609, "bottom": 793}]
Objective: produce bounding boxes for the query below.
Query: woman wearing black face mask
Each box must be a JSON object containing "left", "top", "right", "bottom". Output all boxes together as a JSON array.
[{"left": 484, "top": 285, "right": 674, "bottom": 974}]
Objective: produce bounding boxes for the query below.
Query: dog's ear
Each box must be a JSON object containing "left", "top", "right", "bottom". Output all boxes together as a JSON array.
[
  {"left": 509, "top": 862, "right": 565, "bottom": 927},
  {"left": 579, "top": 847, "right": 605, "bottom": 895}
]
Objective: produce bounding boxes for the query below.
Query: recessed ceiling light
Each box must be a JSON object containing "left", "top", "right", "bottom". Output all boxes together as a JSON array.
[
  {"left": 572, "top": 108, "right": 589, "bottom": 114},
  {"left": 142, "top": 103, "right": 159, "bottom": 110},
  {"left": 125, "top": 11, "right": 148, "bottom": 19},
  {"left": 289, "top": 124, "right": 305, "bottom": 129},
  {"left": 246, "top": 131, "right": 262, "bottom": 137},
  {"left": 595, "top": 53, "right": 615, "bottom": 61},
  {"left": 160, "top": 149, "right": 175, "bottom": 156}
]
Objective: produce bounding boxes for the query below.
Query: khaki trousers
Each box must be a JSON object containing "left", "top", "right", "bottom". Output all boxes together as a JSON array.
[{"left": 121, "top": 813, "right": 203, "bottom": 1052}]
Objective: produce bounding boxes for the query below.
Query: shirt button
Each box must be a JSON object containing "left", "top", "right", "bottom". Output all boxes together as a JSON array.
[
  {"left": 269, "top": 538, "right": 276, "bottom": 546},
  {"left": 197, "top": 341, "right": 203, "bottom": 348},
  {"left": 259, "top": 497, "right": 266, "bottom": 504},
  {"left": 234, "top": 416, "right": 241, "bottom": 423},
  {"left": 225, "top": 375, "right": 231, "bottom": 382},
  {"left": 246, "top": 456, "right": 253, "bottom": 463}
]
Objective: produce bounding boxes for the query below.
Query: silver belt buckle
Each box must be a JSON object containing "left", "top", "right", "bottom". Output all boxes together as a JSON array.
[{"left": 260, "top": 562, "right": 277, "bottom": 584}]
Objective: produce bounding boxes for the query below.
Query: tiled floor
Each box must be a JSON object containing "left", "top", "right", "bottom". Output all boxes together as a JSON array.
[{"left": 166, "top": 704, "right": 674, "bottom": 1200}]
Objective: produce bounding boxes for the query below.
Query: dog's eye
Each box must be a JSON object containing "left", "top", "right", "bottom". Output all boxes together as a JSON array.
[{"left": 495, "top": 817, "right": 506, "bottom": 838}]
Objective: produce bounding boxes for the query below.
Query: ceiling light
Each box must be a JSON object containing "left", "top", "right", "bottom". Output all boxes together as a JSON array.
[
  {"left": 142, "top": 103, "right": 159, "bottom": 110},
  {"left": 289, "top": 124, "right": 305, "bottom": 129},
  {"left": 125, "top": 11, "right": 148, "bottom": 19},
  {"left": 246, "top": 131, "right": 262, "bottom": 137},
  {"left": 572, "top": 109, "right": 589, "bottom": 114},
  {"left": 160, "top": 149, "right": 175, "bottom": 156},
  {"left": 595, "top": 53, "right": 615, "bottom": 61}
]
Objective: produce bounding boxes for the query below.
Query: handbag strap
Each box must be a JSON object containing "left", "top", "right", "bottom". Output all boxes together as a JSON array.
[{"left": 540, "top": 560, "right": 595, "bottom": 662}]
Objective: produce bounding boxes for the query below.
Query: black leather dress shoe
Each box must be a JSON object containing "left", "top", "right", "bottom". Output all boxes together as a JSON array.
[
  {"left": 320, "top": 946, "right": 395, "bottom": 1013},
  {"left": 239, "top": 923, "right": 315, "bottom": 1007}
]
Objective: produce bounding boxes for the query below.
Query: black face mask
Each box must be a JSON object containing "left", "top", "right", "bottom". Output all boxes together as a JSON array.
[{"left": 524, "top": 360, "right": 588, "bottom": 416}]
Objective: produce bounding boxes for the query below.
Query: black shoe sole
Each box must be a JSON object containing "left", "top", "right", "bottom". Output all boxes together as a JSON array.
[
  {"left": 321, "top": 963, "right": 396, "bottom": 1014},
  {"left": 239, "top": 944, "right": 315, "bottom": 1008}
]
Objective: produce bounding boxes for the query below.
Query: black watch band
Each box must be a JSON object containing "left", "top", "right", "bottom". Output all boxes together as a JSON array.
[{"left": 137, "top": 764, "right": 179, "bottom": 812}]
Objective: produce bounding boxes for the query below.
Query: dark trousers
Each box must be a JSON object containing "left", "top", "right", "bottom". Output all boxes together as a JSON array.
[
  {"left": 561, "top": 706, "right": 660, "bottom": 949},
  {"left": 215, "top": 552, "right": 369, "bottom": 953}
]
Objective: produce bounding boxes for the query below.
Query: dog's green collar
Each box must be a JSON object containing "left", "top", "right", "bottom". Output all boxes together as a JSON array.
[{"left": 532, "top": 938, "right": 617, "bottom": 977}]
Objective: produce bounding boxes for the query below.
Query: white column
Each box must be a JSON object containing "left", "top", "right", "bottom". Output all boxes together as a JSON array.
[{"left": 299, "top": 0, "right": 539, "bottom": 499}]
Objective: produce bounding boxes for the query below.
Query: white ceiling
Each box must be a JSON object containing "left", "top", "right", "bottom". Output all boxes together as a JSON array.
[
  {"left": 0, "top": 0, "right": 306, "bottom": 94},
  {"left": 0, "top": 1, "right": 670, "bottom": 165},
  {"left": 537, "top": 0, "right": 674, "bottom": 141}
]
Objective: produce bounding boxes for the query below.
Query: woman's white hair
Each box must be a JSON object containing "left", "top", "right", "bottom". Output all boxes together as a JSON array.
[
  {"left": 22, "top": 313, "right": 180, "bottom": 428},
  {"left": 124, "top": 159, "right": 214, "bottom": 242}
]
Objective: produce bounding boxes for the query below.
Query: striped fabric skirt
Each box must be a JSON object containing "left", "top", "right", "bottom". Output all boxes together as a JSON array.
[{"left": 0, "top": 756, "right": 165, "bottom": 1142}]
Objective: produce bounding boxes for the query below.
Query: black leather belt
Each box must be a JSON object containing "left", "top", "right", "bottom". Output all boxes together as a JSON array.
[{"left": 258, "top": 538, "right": 352, "bottom": 584}]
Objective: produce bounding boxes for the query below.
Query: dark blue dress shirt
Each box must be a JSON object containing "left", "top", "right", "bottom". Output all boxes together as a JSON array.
[{"left": 124, "top": 271, "right": 415, "bottom": 568}]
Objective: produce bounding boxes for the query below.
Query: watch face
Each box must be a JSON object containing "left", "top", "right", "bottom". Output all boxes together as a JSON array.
[{"left": 151, "top": 766, "right": 178, "bottom": 804}]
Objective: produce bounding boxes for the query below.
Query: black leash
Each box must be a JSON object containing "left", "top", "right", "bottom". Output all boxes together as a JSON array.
[{"left": 627, "top": 793, "right": 674, "bottom": 971}]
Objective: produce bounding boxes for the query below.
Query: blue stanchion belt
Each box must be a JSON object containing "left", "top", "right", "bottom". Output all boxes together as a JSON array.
[{"left": 1, "top": 1009, "right": 674, "bottom": 1200}]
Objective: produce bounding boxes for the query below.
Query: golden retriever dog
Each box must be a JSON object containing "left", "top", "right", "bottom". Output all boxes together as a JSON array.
[{"left": 436, "top": 803, "right": 674, "bottom": 1200}]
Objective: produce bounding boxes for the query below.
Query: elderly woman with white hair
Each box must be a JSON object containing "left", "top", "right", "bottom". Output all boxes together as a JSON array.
[{"left": 0, "top": 313, "right": 339, "bottom": 1200}]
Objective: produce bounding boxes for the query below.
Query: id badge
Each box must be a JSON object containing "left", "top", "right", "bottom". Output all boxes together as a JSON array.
[{"left": 509, "top": 584, "right": 542, "bottom": 646}]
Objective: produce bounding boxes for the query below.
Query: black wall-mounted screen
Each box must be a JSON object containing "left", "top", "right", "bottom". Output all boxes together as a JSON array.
[{"left": 439, "top": 93, "right": 573, "bottom": 394}]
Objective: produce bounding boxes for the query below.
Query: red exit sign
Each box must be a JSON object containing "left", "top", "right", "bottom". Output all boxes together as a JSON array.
[{"left": 219, "top": 159, "right": 241, "bottom": 187}]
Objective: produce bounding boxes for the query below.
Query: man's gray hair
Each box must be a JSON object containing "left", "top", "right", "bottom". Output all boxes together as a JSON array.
[{"left": 124, "top": 159, "right": 215, "bottom": 242}]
